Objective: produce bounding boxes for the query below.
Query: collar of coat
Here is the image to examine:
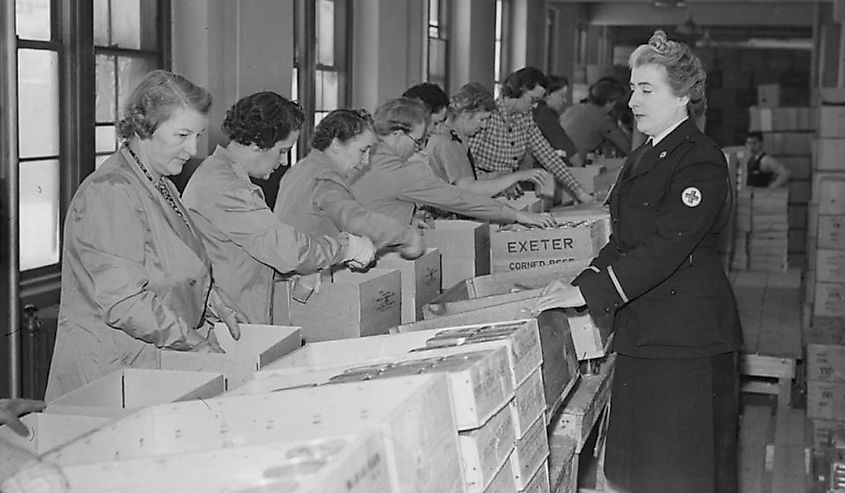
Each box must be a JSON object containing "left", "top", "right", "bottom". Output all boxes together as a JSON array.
[{"left": 627, "top": 118, "right": 699, "bottom": 180}]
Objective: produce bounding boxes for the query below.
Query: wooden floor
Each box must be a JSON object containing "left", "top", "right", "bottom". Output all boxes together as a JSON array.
[{"left": 733, "top": 267, "right": 823, "bottom": 493}]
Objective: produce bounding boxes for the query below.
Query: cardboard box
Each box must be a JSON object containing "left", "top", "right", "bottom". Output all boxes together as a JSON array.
[
  {"left": 812, "top": 419, "right": 845, "bottom": 456},
  {"left": 819, "top": 215, "right": 845, "bottom": 250},
  {"left": 814, "top": 139, "right": 845, "bottom": 171},
  {"left": 808, "top": 343, "right": 845, "bottom": 383},
  {"left": 550, "top": 204, "right": 611, "bottom": 246},
  {"left": 421, "top": 220, "right": 491, "bottom": 291},
  {"left": 287, "top": 268, "right": 401, "bottom": 342},
  {"left": 815, "top": 282, "right": 845, "bottom": 318},
  {"left": 496, "top": 194, "right": 546, "bottom": 213},
  {"left": 510, "top": 415, "right": 549, "bottom": 490},
  {"left": 61, "top": 431, "right": 392, "bottom": 493},
  {"left": 817, "top": 249, "right": 845, "bottom": 283},
  {"left": 158, "top": 323, "right": 300, "bottom": 389},
  {"left": 808, "top": 380, "right": 845, "bottom": 420},
  {"left": 459, "top": 403, "right": 516, "bottom": 492},
  {"left": 489, "top": 220, "right": 605, "bottom": 273},
  {"left": 814, "top": 174, "right": 845, "bottom": 215},
  {"left": 757, "top": 84, "right": 780, "bottom": 108},
  {"left": 45, "top": 375, "right": 464, "bottom": 493},
  {"left": 378, "top": 248, "right": 442, "bottom": 323},
  {"left": 0, "top": 413, "right": 109, "bottom": 454},
  {"left": 819, "top": 106, "right": 845, "bottom": 138},
  {"left": 46, "top": 368, "right": 225, "bottom": 418},
  {"left": 242, "top": 345, "right": 514, "bottom": 431}
]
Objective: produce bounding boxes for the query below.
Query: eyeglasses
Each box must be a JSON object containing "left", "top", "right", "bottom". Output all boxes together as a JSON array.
[{"left": 404, "top": 132, "right": 426, "bottom": 151}]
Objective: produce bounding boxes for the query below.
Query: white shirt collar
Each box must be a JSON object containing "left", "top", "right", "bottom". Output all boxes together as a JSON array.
[{"left": 650, "top": 116, "right": 688, "bottom": 146}]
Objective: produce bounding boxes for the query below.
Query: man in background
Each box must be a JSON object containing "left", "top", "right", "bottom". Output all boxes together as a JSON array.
[{"left": 741, "top": 131, "right": 790, "bottom": 188}]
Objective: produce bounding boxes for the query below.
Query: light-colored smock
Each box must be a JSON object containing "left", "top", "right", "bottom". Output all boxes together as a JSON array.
[
  {"left": 182, "top": 146, "right": 347, "bottom": 324},
  {"left": 45, "top": 148, "right": 213, "bottom": 401},
  {"left": 274, "top": 149, "right": 417, "bottom": 249},
  {"left": 349, "top": 143, "right": 518, "bottom": 226}
]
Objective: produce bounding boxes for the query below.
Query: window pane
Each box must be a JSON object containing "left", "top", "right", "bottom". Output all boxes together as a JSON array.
[
  {"left": 429, "top": 0, "right": 439, "bottom": 28},
  {"left": 19, "top": 160, "right": 60, "bottom": 270},
  {"left": 108, "top": 0, "right": 159, "bottom": 50},
  {"left": 96, "top": 125, "right": 117, "bottom": 153},
  {"left": 316, "top": 0, "right": 336, "bottom": 66},
  {"left": 96, "top": 54, "right": 117, "bottom": 122},
  {"left": 16, "top": 0, "right": 51, "bottom": 41},
  {"left": 428, "top": 39, "right": 447, "bottom": 80},
  {"left": 17, "top": 49, "right": 59, "bottom": 158},
  {"left": 117, "top": 56, "right": 155, "bottom": 118},
  {"left": 93, "top": 0, "right": 110, "bottom": 46},
  {"left": 315, "top": 71, "right": 338, "bottom": 111}
]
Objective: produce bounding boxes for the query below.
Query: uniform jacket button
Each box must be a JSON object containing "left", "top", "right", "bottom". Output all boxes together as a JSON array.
[
  {"left": 604, "top": 307, "right": 611, "bottom": 313},
  {"left": 642, "top": 201, "right": 650, "bottom": 207},
  {"left": 188, "top": 279, "right": 197, "bottom": 287},
  {"left": 670, "top": 289, "right": 676, "bottom": 295}
]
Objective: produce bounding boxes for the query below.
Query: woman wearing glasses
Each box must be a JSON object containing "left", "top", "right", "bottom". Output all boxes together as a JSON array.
[{"left": 349, "top": 97, "right": 556, "bottom": 228}]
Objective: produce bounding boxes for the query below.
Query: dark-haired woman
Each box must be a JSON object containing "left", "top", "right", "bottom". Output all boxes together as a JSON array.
[
  {"left": 274, "top": 109, "right": 424, "bottom": 259},
  {"left": 560, "top": 76, "right": 632, "bottom": 157},
  {"left": 532, "top": 31, "right": 741, "bottom": 492},
  {"left": 350, "top": 97, "right": 556, "bottom": 228},
  {"left": 182, "top": 92, "right": 375, "bottom": 325},
  {"left": 46, "top": 70, "right": 245, "bottom": 401}
]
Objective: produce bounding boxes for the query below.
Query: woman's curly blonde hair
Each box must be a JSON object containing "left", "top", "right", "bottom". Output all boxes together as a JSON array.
[{"left": 628, "top": 30, "right": 707, "bottom": 117}]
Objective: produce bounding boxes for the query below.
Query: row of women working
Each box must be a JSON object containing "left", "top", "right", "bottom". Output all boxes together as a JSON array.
[{"left": 44, "top": 68, "right": 600, "bottom": 402}]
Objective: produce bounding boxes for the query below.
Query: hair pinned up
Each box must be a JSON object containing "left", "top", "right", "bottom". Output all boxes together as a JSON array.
[{"left": 628, "top": 29, "right": 707, "bottom": 117}]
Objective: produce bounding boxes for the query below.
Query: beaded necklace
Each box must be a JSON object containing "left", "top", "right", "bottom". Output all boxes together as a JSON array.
[{"left": 124, "top": 144, "right": 189, "bottom": 224}]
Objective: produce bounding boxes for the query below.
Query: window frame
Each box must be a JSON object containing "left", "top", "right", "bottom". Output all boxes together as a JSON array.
[
  {"left": 15, "top": 0, "right": 170, "bottom": 305},
  {"left": 293, "top": 0, "right": 352, "bottom": 160},
  {"left": 424, "top": 0, "right": 449, "bottom": 91}
]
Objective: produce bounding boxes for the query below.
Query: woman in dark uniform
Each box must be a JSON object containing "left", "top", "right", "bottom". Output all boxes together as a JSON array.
[{"left": 533, "top": 30, "right": 741, "bottom": 493}]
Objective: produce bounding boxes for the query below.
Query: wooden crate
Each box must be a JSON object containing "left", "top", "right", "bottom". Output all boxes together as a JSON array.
[
  {"left": 240, "top": 345, "right": 514, "bottom": 431},
  {"left": 550, "top": 204, "right": 611, "bottom": 246},
  {"left": 45, "top": 368, "right": 225, "bottom": 418},
  {"left": 484, "top": 453, "right": 518, "bottom": 492},
  {"left": 511, "top": 368, "right": 547, "bottom": 439},
  {"left": 158, "top": 323, "right": 300, "bottom": 390},
  {"left": 0, "top": 413, "right": 109, "bottom": 454},
  {"left": 510, "top": 415, "right": 550, "bottom": 490},
  {"left": 45, "top": 375, "right": 464, "bottom": 493},
  {"left": 459, "top": 403, "right": 516, "bottom": 492},
  {"left": 61, "top": 431, "right": 392, "bottom": 493},
  {"left": 488, "top": 220, "right": 604, "bottom": 273},
  {"left": 548, "top": 435, "right": 578, "bottom": 493},
  {"left": 269, "top": 319, "right": 542, "bottom": 389},
  {"left": 377, "top": 248, "right": 442, "bottom": 323},
  {"left": 521, "top": 460, "right": 550, "bottom": 493},
  {"left": 421, "top": 219, "right": 491, "bottom": 291},
  {"left": 286, "top": 268, "right": 401, "bottom": 342},
  {"left": 549, "top": 353, "right": 615, "bottom": 453}
]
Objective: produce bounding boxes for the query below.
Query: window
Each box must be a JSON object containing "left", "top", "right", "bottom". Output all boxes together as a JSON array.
[
  {"left": 494, "top": 0, "right": 509, "bottom": 98},
  {"left": 293, "top": 0, "right": 351, "bottom": 159},
  {"left": 13, "top": 0, "right": 168, "bottom": 275},
  {"left": 93, "top": 0, "right": 163, "bottom": 168},
  {"left": 425, "top": 0, "right": 449, "bottom": 91}
]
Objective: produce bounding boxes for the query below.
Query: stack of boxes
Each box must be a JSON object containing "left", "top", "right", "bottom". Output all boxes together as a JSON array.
[{"left": 806, "top": 89, "right": 845, "bottom": 333}]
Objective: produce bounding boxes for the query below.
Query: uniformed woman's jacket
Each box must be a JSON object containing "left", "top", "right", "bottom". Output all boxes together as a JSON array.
[
  {"left": 574, "top": 118, "right": 742, "bottom": 359},
  {"left": 45, "top": 148, "right": 214, "bottom": 401}
]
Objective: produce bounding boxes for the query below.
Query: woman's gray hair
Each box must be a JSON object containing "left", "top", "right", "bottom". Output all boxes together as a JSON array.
[
  {"left": 628, "top": 30, "right": 707, "bottom": 117},
  {"left": 117, "top": 69, "right": 212, "bottom": 140}
]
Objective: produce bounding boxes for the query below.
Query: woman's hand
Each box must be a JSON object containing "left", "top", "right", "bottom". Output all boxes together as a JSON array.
[
  {"left": 190, "top": 326, "right": 225, "bottom": 354},
  {"left": 514, "top": 211, "right": 557, "bottom": 228},
  {"left": 399, "top": 230, "right": 426, "bottom": 259},
  {"left": 528, "top": 280, "right": 586, "bottom": 316},
  {"left": 207, "top": 286, "right": 248, "bottom": 341},
  {"left": 0, "top": 399, "right": 46, "bottom": 437},
  {"left": 576, "top": 190, "right": 596, "bottom": 204},
  {"left": 513, "top": 169, "right": 551, "bottom": 190},
  {"left": 343, "top": 233, "right": 376, "bottom": 270}
]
